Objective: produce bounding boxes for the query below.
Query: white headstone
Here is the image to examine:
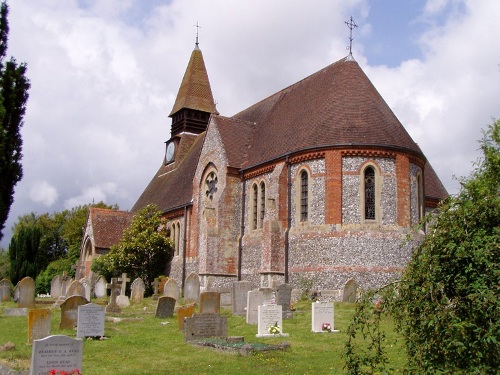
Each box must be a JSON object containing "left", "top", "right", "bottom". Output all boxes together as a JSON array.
[
  {"left": 312, "top": 301, "right": 339, "bottom": 333},
  {"left": 94, "top": 276, "right": 107, "bottom": 299},
  {"left": 77, "top": 303, "right": 105, "bottom": 338},
  {"left": 246, "top": 289, "right": 266, "bottom": 325},
  {"left": 31, "top": 335, "right": 83, "bottom": 375},
  {"left": 257, "top": 304, "right": 289, "bottom": 337}
]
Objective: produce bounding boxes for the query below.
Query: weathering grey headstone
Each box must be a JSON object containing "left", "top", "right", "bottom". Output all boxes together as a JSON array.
[
  {"left": 67, "top": 280, "right": 86, "bottom": 298},
  {"left": 94, "top": 275, "right": 107, "bottom": 299},
  {"left": 118, "top": 273, "right": 130, "bottom": 296},
  {"left": 105, "top": 277, "right": 122, "bottom": 313},
  {"left": 246, "top": 289, "right": 266, "bottom": 325},
  {"left": 17, "top": 276, "right": 36, "bottom": 309},
  {"left": 342, "top": 278, "right": 358, "bottom": 303},
  {"left": 116, "top": 294, "right": 130, "bottom": 307},
  {"left": 205, "top": 276, "right": 215, "bottom": 291},
  {"left": 155, "top": 296, "right": 176, "bottom": 318},
  {"left": 184, "top": 272, "right": 200, "bottom": 305},
  {"left": 312, "top": 301, "right": 339, "bottom": 333},
  {"left": 276, "top": 283, "right": 293, "bottom": 318},
  {"left": 31, "top": 335, "right": 83, "bottom": 375},
  {"left": 60, "top": 295, "right": 88, "bottom": 330},
  {"left": 163, "top": 278, "right": 180, "bottom": 304},
  {"left": 184, "top": 313, "right": 227, "bottom": 342},
  {"left": 259, "top": 287, "right": 275, "bottom": 304},
  {"left": 199, "top": 291, "right": 220, "bottom": 314},
  {"left": 50, "top": 275, "right": 62, "bottom": 299},
  {"left": 257, "top": 304, "right": 288, "bottom": 337},
  {"left": 130, "top": 277, "right": 146, "bottom": 303},
  {"left": 231, "top": 281, "right": 252, "bottom": 316},
  {"left": 77, "top": 303, "right": 105, "bottom": 338},
  {"left": 13, "top": 281, "right": 20, "bottom": 302},
  {"left": 28, "top": 308, "right": 51, "bottom": 344},
  {"left": 79, "top": 278, "right": 91, "bottom": 301},
  {"left": 0, "top": 278, "right": 12, "bottom": 302},
  {"left": 55, "top": 272, "right": 73, "bottom": 305}
]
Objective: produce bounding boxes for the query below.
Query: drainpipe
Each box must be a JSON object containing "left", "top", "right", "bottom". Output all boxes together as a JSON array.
[
  {"left": 181, "top": 205, "right": 188, "bottom": 291},
  {"left": 285, "top": 155, "right": 292, "bottom": 283},
  {"left": 238, "top": 174, "right": 246, "bottom": 281}
]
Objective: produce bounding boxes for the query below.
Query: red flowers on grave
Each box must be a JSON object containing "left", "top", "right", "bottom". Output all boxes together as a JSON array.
[
  {"left": 321, "top": 323, "right": 332, "bottom": 332},
  {"left": 48, "top": 370, "right": 82, "bottom": 375}
]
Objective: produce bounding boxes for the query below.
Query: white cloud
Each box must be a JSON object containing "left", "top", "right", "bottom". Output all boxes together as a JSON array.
[
  {"left": 64, "top": 182, "right": 128, "bottom": 209},
  {"left": 29, "top": 181, "right": 59, "bottom": 207}
]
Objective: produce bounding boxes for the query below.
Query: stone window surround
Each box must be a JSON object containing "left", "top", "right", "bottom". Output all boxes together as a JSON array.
[
  {"left": 294, "top": 166, "right": 312, "bottom": 225},
  {"left": 359, "top": 161, "right": 382, "bottom": 225},
  {"left": 249, "top": 179, "right": 266, "bottom": 231}
]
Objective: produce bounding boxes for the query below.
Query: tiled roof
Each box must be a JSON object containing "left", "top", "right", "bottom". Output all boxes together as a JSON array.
[
  {"left": 169, "top": 46, "right": 216, "bottom": 116},
  {"left": 89, "top": 208, "right": 134, "bottom": 249},
  {"left": 233, "top": 56, "right": 423, "bottom": 168},
  {"left": 132, "top": 133, "right": 205, "bottom": 213},
  {"left": 424, "top": 162, "right": 448, "bottom": 200}
]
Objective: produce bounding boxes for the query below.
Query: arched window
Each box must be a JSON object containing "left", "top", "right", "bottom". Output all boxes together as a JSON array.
[
  {"left": 364, "top": 166, "right": 376, "bottom": 220},
  {"left": 175, "top": 222, "right": 181, "bottom": 256},
  {"left": 300, "top": 170, "right": 309, "bottom": 222},
  {"left": 260, "top": 182, "right": 266, "bottom": 228},
  {"left": 252, "top": 184, "right": 258, "bottom": 230},
  {"left": 417, "top": 173, "right": 424, "bottom": 222},
  {"left": 171, "top": 223, "right": 176, "bottom": 255}
]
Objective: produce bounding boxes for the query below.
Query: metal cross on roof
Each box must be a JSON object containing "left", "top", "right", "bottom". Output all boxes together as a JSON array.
[
  {"left": 345, "top": 16, "right": 357, "bottom": 56},
  {"left": 194, "top": 21, "right": 201, "bottom": 46}
]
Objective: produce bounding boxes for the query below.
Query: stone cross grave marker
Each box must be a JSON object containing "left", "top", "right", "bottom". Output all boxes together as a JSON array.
[
  {"left": 342, "top": 278, "right": 358, "bottom": 303},
  {"left": 130, "top": 277, "right": 146, "bottom": 303},
  {"left": 77, "top": 303, "right": 105, "bottom": 338},
  {"left": 31, "top": 335, "right": 83, "bottom": 375},
  {"left": 94, "top": 275, "right": 107, "bottom": 299},
  {"left": 163, "top": 278, "right": 180, "bottom": 304},
  {"left": 276, "top": 283, "right": 293, "bottom": 319},
  {"left": 0, "top": 278, "right": 12, "bottom": 302},
  {"left": 118, "top": 273, "right": 130, "bottom": 295},
  {"left": 28, "top": 308, "right": 51, "bottom": 344},
  {"left": 257, "top": 304, "right": 288, "bottom": 337},
  {"left": 231, "top": 280, "right": 252, "bottom": 316},
  {"left": 60, "top": 295, "right": 88, "bottom": 330},
  {"left": 66, "top": 280, "right": 86, "bottom": 298},
  {"left": 312, "top": 301, "right": 339, "bottom": 333},
  {"left": 184, "top": 313, "right": 227, "bottom": 342},
  {"left": 105, "top": 277, "right": 122, "bottom": 313},
  {"left": 55, "top": 272, "right": 73, "bottom": 305},
  {"left": 17, "top": 276, "right": 36, "bottom": 309},
  {"left": 183, "top": 272, "right": 200, "bottom": 305},
  {"left": 177, "top": 304, "right": 195, "bottom": 331},
  {"left": 199, "top": 291, "right": 220, "bottom": 314},
  {"left": 155, "top": 296, "right": 176, "bottom": 318}
]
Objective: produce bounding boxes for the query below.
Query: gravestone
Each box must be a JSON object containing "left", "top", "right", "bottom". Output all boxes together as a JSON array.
[
  {"left": 184, "top": 313, "right": 227, "bottom": 342},
  {"left": 163, "top": 278, "right": 180, "bottom": 304},
  {"left": 4, "top": 308, "right": 28, "bottom": 316},
  {"left": 276, "top": 283, "right": 293, "bottom": 319},
  {"left": 13, "top": 281, "right": 19, "bottom": 302},
  {"left": 257, "top": 304, "right": 288, "bottom": 337},
  {"left": 0, "top": 278, "right": 12, "bottom": 302},
  {"left": 77, "top": 303, "right": 105, "bottom": 338},
  {"left": 342, "top": 278, "right": 358, "bottom": 303},
  {"left": 79, "top": 278, "right": 91, "bottom": 301},
  {"left": 55, "top": 272, "right": 73, "bottom": 305},
  {"left": 231, "top": 281, "right": 252, "bottom": 316},
  {"left": 246, "top": 289, "right": 267, "bottom": 325},
  {"left": 116, "top": 294, "right": 130, "bottom": 307},
  {"left": 60, "top": 295, "right": 88, "bottom": 330},
  {"left": 130, "top": 277, "right": 146, "bottom": 303},
  {"left": 177, "top": 304, "right": 196, "bottom": 331},
  {"left": 28, "top": 308, "right": 51, "bottom": 344},
  {"left": 31, "top": 335, "right": 83, "bottom": 375},
  {"left": 50, "top": 275, "right": 62, "bottom": 299},
  {"left": 118, "top": 273, "right": 130, "bottom": 295},
  {"left": 199, "top": 291, "right": 220, "bottom": 314},
  {"left": 152, "top": 277, "right": 161, "bottom": 300},
  {"left": 94, "top": 275, "right": 107, "bottom": 299},
  {"left": 105, "top": 277, "right": 122, "bottom": 313},
  {"left": 66, "top": 280, "right": 86, "bottom": 298},
  {"left": 312, "top": 301, "right": 339, "bottom": 333},
  {"left": 259, "top": 287, "right": 275, "bottom": 304},
  {"left": 184, "top": 272, "right": 200, "bottom": 305},
  {"left": 17, "top": 276, "right": 36, "bottom": 308},
  {"left": 205, "top": 276, "right": 215, "bottom": 291},
  {"left": 155, "top": 296, "right": 176, "bottom": 318}
]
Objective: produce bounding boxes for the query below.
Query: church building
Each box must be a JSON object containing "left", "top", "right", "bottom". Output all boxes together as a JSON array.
[{"left": 130, "top": 39, "right": 448, "bottom": 295}]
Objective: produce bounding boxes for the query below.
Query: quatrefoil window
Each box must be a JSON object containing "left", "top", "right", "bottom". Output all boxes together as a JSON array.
[{"left": 205, "top": 172, "right": 218, "bottom": 200}]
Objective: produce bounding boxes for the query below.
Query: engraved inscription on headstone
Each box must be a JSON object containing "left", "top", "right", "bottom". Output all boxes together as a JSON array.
[
  {"left": 28, "top": 308, "right": 51, "bottom": 344},
  {"left": 312, "top": 301, "right": 339, "bottom": 333},
  {"left": 184, "top": 313, "right": 227, "bottom": 342},
  {"left": 31, "top": 335, "right": 83, "bottom": 375},
  {"left": 257, "top": 304, "right": 288, "bottom": 337},
  {"left": 77, "top": 303, "right": 105, "bottom": 338},
  {"left": 199, "top": 291, "right": 220, "bottom": 314}
]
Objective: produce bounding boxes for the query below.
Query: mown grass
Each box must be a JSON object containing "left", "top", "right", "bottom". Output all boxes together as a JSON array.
[{"left": 0, "top": 298, "right": 406, "bottom": 374}]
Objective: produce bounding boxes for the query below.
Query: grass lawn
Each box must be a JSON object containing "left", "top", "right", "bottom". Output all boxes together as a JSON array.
[{"left": 0, "top": 298, "right": 405, "bottom": 374}]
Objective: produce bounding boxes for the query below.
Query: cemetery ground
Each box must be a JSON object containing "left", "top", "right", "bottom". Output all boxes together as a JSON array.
[{"left": 0, "top": 298, "right": 406, "bottom": 374}]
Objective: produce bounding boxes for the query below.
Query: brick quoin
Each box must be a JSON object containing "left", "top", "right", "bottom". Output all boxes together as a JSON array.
[
  {"left": 396, "top": 154, "right": 410, "bottom": 227},
  {"left": 325, "top": 150, "right": 342, "bottom": 225}
]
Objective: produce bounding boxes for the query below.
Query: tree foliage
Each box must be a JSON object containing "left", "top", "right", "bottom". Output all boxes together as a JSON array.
[
  {"left": 345, "top": 119, "right": 500, "bottom": 374},
  {"left": 0, "top": 1, "right": 30, "bottom": 241},
  {"left": 92, "top": 204, "right": 173, "bottom": 295}
]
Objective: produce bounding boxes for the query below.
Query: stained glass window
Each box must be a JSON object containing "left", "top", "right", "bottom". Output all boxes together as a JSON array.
[
  {"left": 300, "top": 170, "right": 308, "bottom": 222},
  {"left": 252, "top": 184, "right": 258, "bottom": 229},
  {"left": 364, "top": 167, "right": 375, "bottom": 220}
]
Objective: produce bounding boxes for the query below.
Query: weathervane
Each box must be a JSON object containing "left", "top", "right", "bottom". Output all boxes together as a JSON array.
[
  {"left": 194, "top": 21, "right": 201, "bottom": 47},
  {"left": 345, "top": 16, "right": 357, "bottom": 56}
]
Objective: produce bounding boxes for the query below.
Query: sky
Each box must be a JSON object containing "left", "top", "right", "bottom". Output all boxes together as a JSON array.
[{"left": 1, "top": 0, "right": 500, "bottom": 248}]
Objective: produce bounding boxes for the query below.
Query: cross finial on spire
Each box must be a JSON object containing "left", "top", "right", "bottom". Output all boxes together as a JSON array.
[
  {"left": 345, "top": 16, "right": 357, "bottom": 56},
  {"left": 194, "top": 22, "right": 201, "bottom": 47}
]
